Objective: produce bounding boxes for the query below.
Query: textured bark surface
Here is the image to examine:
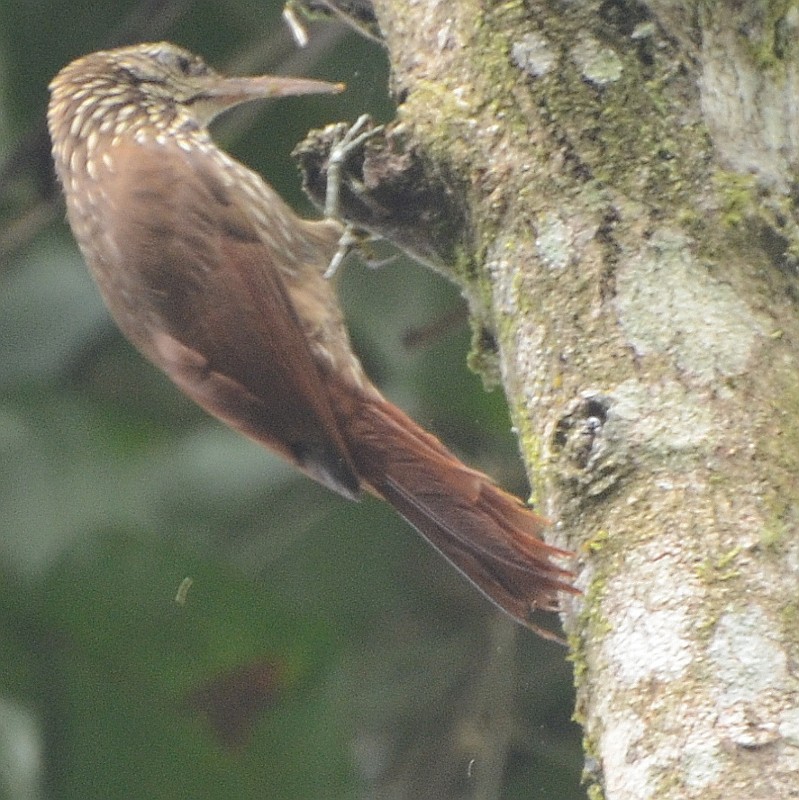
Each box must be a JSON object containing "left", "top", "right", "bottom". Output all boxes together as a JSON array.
[{"left": 365, "top": 1, "right": 799, "bottom": 798}]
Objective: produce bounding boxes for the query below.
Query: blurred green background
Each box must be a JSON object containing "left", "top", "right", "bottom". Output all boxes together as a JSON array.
[{"left": 0, "top": 1, "right": 582, "bottom": 798}]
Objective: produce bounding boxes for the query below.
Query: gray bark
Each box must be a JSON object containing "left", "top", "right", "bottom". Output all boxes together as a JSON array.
[{"left": 366, "top": 1, "right": 799, "bottom": 798}]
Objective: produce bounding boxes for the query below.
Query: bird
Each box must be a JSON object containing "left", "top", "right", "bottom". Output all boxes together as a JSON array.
[{"left": 47, "top": 42, "right": 577, "bottom": 638}]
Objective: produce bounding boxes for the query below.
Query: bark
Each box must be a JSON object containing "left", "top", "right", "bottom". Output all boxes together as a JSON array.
[{"left": 335, "top": 1, "right": 799, "bottom": 798}]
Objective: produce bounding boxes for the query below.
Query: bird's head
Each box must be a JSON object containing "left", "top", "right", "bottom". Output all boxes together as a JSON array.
[{"left": 48, "top": 41, "right": 344, "bottom": 139}]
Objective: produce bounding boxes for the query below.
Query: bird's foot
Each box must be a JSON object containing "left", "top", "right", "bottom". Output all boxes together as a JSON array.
[
  {"left": 322, "top": 114, "right": 384, "bottom": 278},
  {"left": 324, "top": 114, "right": 383, "bottom": 219}
]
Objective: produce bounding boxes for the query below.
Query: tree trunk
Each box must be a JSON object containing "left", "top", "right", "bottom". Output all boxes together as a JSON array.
[{"left": 355, "top": 1, "right": 799, "bottom": 797}]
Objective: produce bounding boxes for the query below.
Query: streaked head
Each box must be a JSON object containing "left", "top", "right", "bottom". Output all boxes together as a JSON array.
[{"left": 48, "top": 41, "right": 345, "bottom": 140}]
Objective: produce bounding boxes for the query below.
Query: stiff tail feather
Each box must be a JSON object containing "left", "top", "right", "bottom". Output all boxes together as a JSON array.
[{"left": 350, "top": 397, "right": 578, "bottom": 639}]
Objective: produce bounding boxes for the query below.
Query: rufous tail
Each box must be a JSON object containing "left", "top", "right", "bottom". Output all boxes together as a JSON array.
[{"left": 348, "top": 396, "right": 578, "bottom": 639}]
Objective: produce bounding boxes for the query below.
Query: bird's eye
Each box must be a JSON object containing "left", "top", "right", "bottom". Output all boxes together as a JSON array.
[{"left": 173, "top": 52, "right": 209, "bottom": 77}]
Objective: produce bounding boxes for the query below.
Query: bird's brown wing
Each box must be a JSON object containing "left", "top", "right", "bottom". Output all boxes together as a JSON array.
[{"left": 91, "top": 138, "right": 360, "bottom": 499}]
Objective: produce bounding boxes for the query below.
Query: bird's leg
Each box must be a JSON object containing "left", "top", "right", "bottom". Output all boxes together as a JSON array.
[
  {"left": 323, "top": 114, "right": 384, "bottom": 278},
  {"left": 323, "top": 227, "right": 358, "bottom": 279},
  {"left": 324, "top": 114, "right": 379, "bottom": 218}
]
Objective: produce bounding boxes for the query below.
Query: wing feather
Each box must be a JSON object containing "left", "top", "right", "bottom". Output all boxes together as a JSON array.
[{"left": 91, "top": 139, "right": 360, "bottom": 498}]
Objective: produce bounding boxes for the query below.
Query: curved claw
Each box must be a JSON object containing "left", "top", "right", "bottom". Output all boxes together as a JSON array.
[{"left": 324, "top": 114, "right": 384, "bottom": 218}]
